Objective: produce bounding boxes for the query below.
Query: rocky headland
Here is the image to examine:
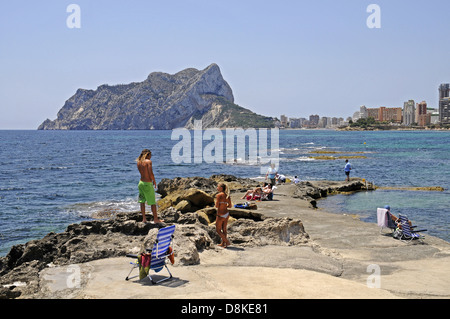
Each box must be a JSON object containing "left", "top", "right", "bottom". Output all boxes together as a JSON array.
[
  {"left": 38, "top": 64, "right": 275, "bottom": 130},
  {"left": 1, "top": 175, "right": 449, "bottom": 299}
]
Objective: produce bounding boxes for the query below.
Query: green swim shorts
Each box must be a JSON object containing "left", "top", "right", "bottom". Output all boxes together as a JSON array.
[{"left": 138, "top": 181, "right": 156, "bottom": 205}]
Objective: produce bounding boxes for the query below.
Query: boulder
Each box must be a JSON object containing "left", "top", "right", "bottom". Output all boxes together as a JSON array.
[
  {"left": 210, "top": 174, "right": 261, "bottom": 193},
  {"left": 157, "top": 188, "right": 215, "bottom": 212},
  {"left": 157, "top": 175, "right": 260, "bottom": 198},
  {"left": 195, "top": 207, "right": 264, "bottom": 225},
  {"left": 157, "top": 176, "right": 218, "bottom": 198}
]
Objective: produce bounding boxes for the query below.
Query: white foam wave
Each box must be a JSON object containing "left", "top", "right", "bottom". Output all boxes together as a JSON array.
[
  {"left": 64, "top": 197, "right": 154, "bottom": 218},
  {"left": 280, "top": 156, "right": 315, "bottom": 162}
]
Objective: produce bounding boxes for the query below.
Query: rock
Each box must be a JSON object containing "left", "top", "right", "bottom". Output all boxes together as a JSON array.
[
  {"left": 177, "top": 212, "right": 200, "bottom": 225},
  {"left": 156, "top": 175, "right": 260, "bottom": 199},
  {"left": 0, "top": 286, "right": 22, "bottom": 299},
  {"left": 228, "top": 218, "right": 309, "bottom": 246},
  {"left": 183, "top": 188, "right": 215, "bottom": 207},
  {"left": 228, "top": 208, "right": 264, "bottom": 221},
  {"left": 38, "top": 64, "right": 275, "bottom": 130},
  {"left": 174, "top": 200, "right": 194, "bottom": 214},
  {"left": 157, "top": 188, "right": 215, "bottom": 212},
  {"left": 293, "top": 178, "right": 373, "bottom": 208},
  {"left": 196, "top": 209, "right": 214, "bottom": 225},
  {"left": 195, "top": 207, "right": 264, "bottom": 226},
  {"left": 378, "top": 186, "right": 445, "bottom": 192},
  {"left": 173, "top": 224, "right": 214, "bottom": 265},
  {"left": 157, "top": 176, "right": 218, "bottom": 198},
  {"left": 210, "top": 174, "right": 261, "bottom": 193},
  {"left": 159, "top": 207, "right": 180, "bottom": 223}
]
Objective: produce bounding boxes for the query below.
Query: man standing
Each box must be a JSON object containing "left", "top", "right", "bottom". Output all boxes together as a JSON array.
[
  {"left": 136, "top": 149, "right": 163, "bottom": 223},
  {"left": 265, "top": 163, "right": 278, "bottom": 185},
  {"left": 344, "top": 159, "right": 352, "bottom": 182}
]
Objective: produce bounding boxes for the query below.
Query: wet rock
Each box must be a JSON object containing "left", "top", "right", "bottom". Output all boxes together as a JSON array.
[{"left": 293, "top": 178, "right": 373, "bottom": 208}]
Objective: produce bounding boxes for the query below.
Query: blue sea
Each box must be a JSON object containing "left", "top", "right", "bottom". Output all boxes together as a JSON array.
[{"left": 0, "top": 129, "right": 449, "bottom": 255}]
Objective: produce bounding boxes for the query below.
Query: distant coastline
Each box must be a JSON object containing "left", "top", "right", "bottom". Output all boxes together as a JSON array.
[
  {"left": 28, "top": 124, "right": 450, "bottom": 131},
  {"left": 276, "top": 126, "right": 450, "bottom": 131},
  {"left": 337, "top": 125, "right": 450, "bottom": 131}
]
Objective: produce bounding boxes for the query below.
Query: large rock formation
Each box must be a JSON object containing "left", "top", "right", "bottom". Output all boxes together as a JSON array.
[
  {"left": 156, "top": 174, "right": 260, "bottom": 198},
  {"left": 0, "top": 175, "right": 309, "bottom": 299},
  {"left": 38, "top": 64, "right": 275, "bottom": 130},
  {"left": 293, "top": 178, "right": 375, "bottom": 208}
]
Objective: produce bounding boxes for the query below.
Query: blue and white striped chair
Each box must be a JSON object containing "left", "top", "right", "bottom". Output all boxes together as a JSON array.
[
  {"left": 398, "top": 214, "right": 426, "bottom": 242},
  {"left": 126, "top": 225, "right": 176, "bottom": 284}
]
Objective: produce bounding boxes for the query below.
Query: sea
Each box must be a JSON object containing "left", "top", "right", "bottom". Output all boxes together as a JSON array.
[{"left": 0, "top": 129, "right": 449, "bottom": 256}]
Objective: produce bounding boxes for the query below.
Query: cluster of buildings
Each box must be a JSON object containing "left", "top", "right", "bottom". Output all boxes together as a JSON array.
[
  {"left": 276, "top": 114, "right": 348, "bottom": 129},
  {"left": 352, "top": 83, "right": 450, "bottom": 127},
  {"left": 277, "top": 83, "right": 450, "bottom": 129}
]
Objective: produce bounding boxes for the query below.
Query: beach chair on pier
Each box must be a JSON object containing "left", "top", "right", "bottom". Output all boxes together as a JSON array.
[
  {"left": 397, "top": 214, "right": 427, "bottom": 242},
  {"left": 377, "top": 208, "right": 397, "bottom": 234},
  {"left": 125, "top": 225, "right": 175, "bottom": 284}
]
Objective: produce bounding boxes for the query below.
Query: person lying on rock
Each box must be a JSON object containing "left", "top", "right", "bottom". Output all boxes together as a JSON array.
[{"left": 241, "top": 186, "right": 263, "bottom": 199}]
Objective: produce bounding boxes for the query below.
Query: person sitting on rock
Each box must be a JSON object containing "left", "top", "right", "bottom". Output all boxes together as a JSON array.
[
  {"left": 261, "top": 183, "right": 274, "bottom": 200},
  {"left": 262, "top": 183, "right": 273, "bottom": 194}
]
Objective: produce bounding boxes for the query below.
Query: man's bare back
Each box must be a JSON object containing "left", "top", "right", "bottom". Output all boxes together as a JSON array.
[{"left": 137, "top": 159, "right": 155, "bottom": 184}]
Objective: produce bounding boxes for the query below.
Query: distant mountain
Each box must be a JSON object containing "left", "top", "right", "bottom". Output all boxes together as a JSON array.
[{"left": 38, "top": 64, "right": 275, "bottom": 130}]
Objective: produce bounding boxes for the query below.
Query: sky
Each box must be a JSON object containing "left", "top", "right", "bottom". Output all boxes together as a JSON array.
[{"left": 1, "top": 0, "right": 449, "bottom": 129}]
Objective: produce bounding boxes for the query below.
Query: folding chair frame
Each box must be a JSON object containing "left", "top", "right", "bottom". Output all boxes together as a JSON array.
[
  {"left": 125, "top": 254, "right": 173, "bottom": 284},
  {"left": 125, "top": 226, "right": 175, "bottom": 285}
]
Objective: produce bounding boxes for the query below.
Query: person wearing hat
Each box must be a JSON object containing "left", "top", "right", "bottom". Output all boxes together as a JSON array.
[{"left": 385, "top": 205, "right": 412, "bottom": 228}]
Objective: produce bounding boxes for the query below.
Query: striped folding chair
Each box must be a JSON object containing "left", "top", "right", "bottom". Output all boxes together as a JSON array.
[
  {"left": 125, "top": 225, "right": 176, "bottom": 284},
  {"left": 398, "top": 214, "right": 426, "bottom": 242}
]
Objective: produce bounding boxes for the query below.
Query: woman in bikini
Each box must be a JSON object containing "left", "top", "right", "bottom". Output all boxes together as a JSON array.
[{"left": 215, "top": 183, "right": 232, "bottom": 248}]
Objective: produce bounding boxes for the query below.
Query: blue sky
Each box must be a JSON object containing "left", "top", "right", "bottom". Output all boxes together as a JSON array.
[{"left": 1, "top": 0, "right": 449, "bottom": 129}]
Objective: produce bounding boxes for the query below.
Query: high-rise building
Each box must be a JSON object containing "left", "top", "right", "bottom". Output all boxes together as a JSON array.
[
  {"left": 367, "top": 108, "right": 379, "bottom": 120},
  {"left": 439, "top": 84, "right": 450, "bottom": 125},
  {"left": 360, "top": 105, "right": 368, "bottom": 119},
  {"left": 309, "top": 114, "right": 319, "bottom": 126},
  {"left": 416, "top": 101, "right": 428, "bottom": 126},
  {"left": 318, "top": 117, "right": 327, "bottom": 128},
  {"left": 403, "top": 100, "right": 415, "bottom": 126},
  {"left": 440, "top": 97, "right": 450, "bottom": 124},
  {"left": 289, "top": 118, "right": 301, "bottom": 128},
  {"left": 439, "top": 83, "right": 450, "bottom": 99},
  {"left": 280, "top": 114, "right": 288, "bottom": 127}
]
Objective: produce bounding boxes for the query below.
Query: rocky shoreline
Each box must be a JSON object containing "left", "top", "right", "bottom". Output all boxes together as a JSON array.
[{"left": 1, "top": 175, "right": 449, "bottom": 299}]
